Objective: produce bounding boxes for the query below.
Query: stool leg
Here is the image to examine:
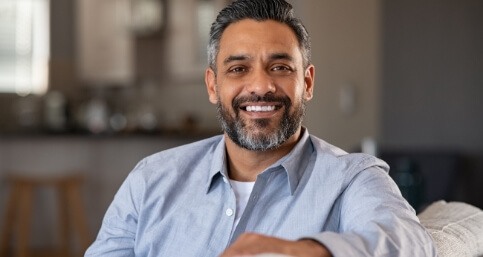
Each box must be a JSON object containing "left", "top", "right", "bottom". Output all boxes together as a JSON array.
[
  {"left": 57, "top": 185, "right": 71, "bottom": 257},
  {"left": 16, "top": 183, "right": 33, "bottom": 257},
  {"left": 0, "top": 183, "right": 20, "bottom": 257},
  {"left": 65, "top": 182, "right": 91, "bottom": 256}
]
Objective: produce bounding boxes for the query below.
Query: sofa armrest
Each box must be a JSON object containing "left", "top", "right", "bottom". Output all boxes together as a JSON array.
[{"left": 418, "top": 200, "right": 483, "bottom": 257}]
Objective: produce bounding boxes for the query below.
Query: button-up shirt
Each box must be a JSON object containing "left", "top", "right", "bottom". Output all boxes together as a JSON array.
[{"left": 85, "top": 129, "right": 437, "bottom": 257}]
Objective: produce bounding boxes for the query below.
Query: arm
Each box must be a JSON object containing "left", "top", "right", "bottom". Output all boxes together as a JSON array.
[
  {"left": 85, "top": 163, "right": 145, "bottom": 257},
  {"left": 221, "top": 167, "right": 436, "bottom": 257},
  {"left": 220, "top": 233, "right": 331, "bottom": 257},
  {"left": 308, "top": 167, "right": 437, "bottom": 256}
]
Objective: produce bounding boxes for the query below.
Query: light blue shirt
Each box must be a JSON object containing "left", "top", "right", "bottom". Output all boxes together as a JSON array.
[{"left": 85, "top": 129, "right": 437, "bottom": 257}]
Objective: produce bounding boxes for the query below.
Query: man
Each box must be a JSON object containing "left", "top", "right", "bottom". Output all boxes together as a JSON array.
[{"left": 85, "top": 0, "right": 437, "bottom": 256}]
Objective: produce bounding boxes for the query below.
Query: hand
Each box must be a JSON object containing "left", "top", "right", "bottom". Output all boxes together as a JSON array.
[{"left": 219, "top": 232, "right": 332, "bottom": 257}]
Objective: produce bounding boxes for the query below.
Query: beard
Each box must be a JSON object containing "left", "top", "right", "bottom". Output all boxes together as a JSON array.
[{"left": 216, "top": 93, "right": 306, "bottom": 151}]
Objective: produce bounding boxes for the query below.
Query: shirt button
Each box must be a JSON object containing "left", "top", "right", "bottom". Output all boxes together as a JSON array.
[{"left": 225, "top": 208, "right": 234, "bottom": 217}]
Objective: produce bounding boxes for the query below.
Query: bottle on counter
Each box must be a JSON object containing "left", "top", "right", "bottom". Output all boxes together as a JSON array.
[{"left": 43, "top": 90, "right": 67, "bottom": 132}]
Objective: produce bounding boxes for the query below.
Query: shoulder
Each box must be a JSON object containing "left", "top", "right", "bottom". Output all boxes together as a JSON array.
[
  {"left": 131, "top": 135, "right": 223, "bottom": 180},
  {"left": 146, "top": 135, "right": 222, "bottom": 162},
  {"left": 308, "top": 134, "right": 390, "bottom": 184}
]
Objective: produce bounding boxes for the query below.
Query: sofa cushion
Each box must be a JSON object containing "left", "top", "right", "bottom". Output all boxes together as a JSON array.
[{"left": 418, "top": 200, "right": 483, "bottom": 257}]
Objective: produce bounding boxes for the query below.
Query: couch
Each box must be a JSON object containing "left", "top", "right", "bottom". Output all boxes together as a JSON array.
[{"left": 418, "top": 200, "right": 483, "bottom": 257}]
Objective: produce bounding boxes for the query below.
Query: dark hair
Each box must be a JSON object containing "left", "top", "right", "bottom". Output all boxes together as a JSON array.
[{"left": 208, "top": 0, "right": 311, "bottom": 72}]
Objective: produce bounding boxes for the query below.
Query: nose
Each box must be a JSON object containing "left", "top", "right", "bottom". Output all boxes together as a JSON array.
[{"left": 245, "top": 69, "right": 276, "bottom": 96}]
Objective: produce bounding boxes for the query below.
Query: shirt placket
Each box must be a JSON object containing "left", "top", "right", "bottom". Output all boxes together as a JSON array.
[
  {"left": 228, "top": 170, "right": 272, "bottom": 245},
  {"left": 205, "top": 174, "right": 238, "bottom": 256}
]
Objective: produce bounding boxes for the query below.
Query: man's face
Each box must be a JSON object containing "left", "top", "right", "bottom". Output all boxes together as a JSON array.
[{"left": 205, "top": 19, "right": 314, "bottom": 151}]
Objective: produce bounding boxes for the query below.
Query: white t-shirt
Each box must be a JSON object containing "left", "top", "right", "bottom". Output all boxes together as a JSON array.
[{"left": 229, "top": 179, "right": 255, "bottom": 227}]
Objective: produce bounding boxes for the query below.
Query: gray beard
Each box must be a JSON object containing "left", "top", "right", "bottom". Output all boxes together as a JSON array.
[{"left": 216, "top": 94, "right": 306, "bottom": 151}]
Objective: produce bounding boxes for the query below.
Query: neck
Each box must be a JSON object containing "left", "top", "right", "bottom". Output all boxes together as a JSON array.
[{"left": 224, "top": 127, "right": 303, "bottom": 182}]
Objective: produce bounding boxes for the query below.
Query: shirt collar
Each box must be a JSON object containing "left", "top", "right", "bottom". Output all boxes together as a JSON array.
[
  {"left": 279, "top": 127, "right": 313, "bottom": 195},
  {"left": 206, "top": 136, "right": 228, "bottom": 193},
  {"left": 206, "top": 128, "right": 314, "bottom": 195}
]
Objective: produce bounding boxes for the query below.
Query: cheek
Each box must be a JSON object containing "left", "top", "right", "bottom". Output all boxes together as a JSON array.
[
  {"left": 295, "top": 76, "right": 310, "bottom": 100},
  {"left": 215, "top": 90, "right": 234, "bottom": 112},
  {"left": 278, "top": 78, "right": 305, "bottom": 99},
  {"left": 217, "top": 82, "right": 241, "bottom": 103}
]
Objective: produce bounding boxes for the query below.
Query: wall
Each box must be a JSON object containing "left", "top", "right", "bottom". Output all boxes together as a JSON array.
[
  {"left": 381, "top": 0, "right": 483, "bottom": 207},
  {"left": 381, "top": 0, "right": 483, "bottom": 152},
  {"left": 295, "top": 0, "right": 382, "bottom": 151}
]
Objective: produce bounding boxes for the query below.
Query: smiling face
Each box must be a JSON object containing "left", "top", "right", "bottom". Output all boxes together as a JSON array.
[{"left": 205, "top": 19, "right": 314, "bottom": 151}]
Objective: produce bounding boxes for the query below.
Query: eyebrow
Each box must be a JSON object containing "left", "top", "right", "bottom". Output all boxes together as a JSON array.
[
  {"left": 223, "top": 55, "right": 250, "bottom": 65},
  {"left": 222, "top": 53, "right": 294, "bottom": 65},
  {"left": 269, "top": 53, "right": 294, "bottom": 62}
]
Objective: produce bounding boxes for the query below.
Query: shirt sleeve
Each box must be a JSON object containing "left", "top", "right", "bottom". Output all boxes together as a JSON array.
[
  {"left": 84, "top": 161, "right": 146, "bottom": 257},
  {"left": 306, "top": 166, "right": 438, "bottom": 257}
]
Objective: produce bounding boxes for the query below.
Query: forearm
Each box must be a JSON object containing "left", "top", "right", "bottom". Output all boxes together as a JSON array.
[
  {"left": 296, "top": 239, "right": 332, "bottom": 257},
  {"left": 220, "top": 233, "right": 332, "bottom": 257},
  {"left": 306, "top": 227, "right": 436, "bottom": 257}
]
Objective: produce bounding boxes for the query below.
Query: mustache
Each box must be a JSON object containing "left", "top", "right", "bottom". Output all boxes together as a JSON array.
[{"left": 232, "top": 93, "right": 291, "bottom": 110}]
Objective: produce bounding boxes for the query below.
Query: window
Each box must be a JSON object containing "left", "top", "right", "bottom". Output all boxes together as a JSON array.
[{"left": 0, "top": 0, "right": 50, "bottom": 95}]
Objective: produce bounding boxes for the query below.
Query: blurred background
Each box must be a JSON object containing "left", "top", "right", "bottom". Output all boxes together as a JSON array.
[{"left": 0, "top": 0, "right": 482, "bottom": 255}]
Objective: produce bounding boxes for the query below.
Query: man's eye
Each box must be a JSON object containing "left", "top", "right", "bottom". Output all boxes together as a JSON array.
[
  {"left": 228, "top": 67, "right": 246, "bottom": 73},
  {"left": 272, "top": 65, "right": 292, "bottom": 72}
]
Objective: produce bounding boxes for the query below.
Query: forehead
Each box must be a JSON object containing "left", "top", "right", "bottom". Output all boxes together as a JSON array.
[{"left": 217, "top": 19, "right": 302, "bottom": 62}]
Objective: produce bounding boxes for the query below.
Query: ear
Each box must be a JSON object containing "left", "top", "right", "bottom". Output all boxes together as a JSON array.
[
  {"left": 303, "top": 65, "right": 315, "bottom": 101},
  {"left": 205, "top": 68, "right": 218, "bottom": 104}
]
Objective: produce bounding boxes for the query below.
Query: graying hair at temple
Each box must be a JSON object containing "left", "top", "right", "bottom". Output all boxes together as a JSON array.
[{"left": 207, "top": 0, "right": 312, "bottom": 73}]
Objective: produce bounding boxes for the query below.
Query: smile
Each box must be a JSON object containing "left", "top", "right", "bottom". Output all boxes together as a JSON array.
[{"left": 245, "top": 105, "right": 276, "bottom": 112}]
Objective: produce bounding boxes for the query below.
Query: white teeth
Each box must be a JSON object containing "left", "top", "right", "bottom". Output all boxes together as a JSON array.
[{"left": 246, "top": 106, "right": 276, "bottom": 112}]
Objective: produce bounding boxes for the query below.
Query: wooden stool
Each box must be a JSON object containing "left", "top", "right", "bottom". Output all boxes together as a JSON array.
[{"left": 0, "top": 174, "right": 91, "bottom": 257}]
